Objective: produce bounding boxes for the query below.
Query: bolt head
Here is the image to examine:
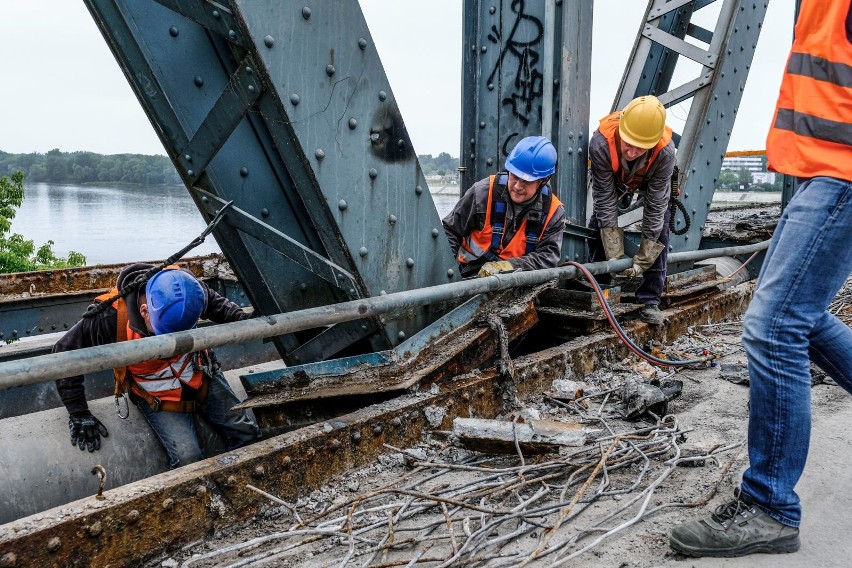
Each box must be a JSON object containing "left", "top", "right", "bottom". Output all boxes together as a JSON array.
[
  {"left": 264, "top": 35, "right": 275, "bottom": 48},
  {"left": 87, "top": 522, "right": 103, "bottom": 538},
  {"left": 46, "top": 537, "right": 61, "bottom": 553}
]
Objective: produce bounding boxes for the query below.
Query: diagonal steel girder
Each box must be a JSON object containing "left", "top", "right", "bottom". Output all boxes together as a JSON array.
[
  {"left": 84, "top": 0, "right": 460, "bottom": 363},
  {"left": 613, "top": 0, "right": 769, "bottom": 253}
]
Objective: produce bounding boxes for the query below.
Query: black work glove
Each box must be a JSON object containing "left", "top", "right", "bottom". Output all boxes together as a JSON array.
[{"left": 69, "top": 411, "right": 109, "bottom": 452}]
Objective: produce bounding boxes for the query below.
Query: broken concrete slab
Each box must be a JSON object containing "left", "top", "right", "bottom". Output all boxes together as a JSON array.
[{"left": 452, "top": 417, "right": 589, "bottom": 454}]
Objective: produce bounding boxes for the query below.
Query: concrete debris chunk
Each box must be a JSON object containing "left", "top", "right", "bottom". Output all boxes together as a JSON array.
[
  {"left": 720, "top": 363, "right": 749, "bottom": 385},
  {"left": 550, "top": 379, "right": 587, "bottom": 400},
  {"left": 451, "top": 417, "right": 589, "bottom": 454},
  {"left": 618, "top": 378, "right": 684, "bottom": 420}
]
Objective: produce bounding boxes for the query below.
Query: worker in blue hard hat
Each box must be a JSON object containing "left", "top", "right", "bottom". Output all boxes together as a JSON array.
[
  {"left": 587, "top": 95, "right": 677, "bottom": 325},
  {"left": 442, "top": 135, "right": 566, "bottom": 278},
  {"left": 53, "top": 264, "right": 260, "bottom": 468}
]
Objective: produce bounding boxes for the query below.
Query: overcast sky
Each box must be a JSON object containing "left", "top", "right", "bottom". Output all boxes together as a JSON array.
[{"left": 0, "top": 1, "right": 794, "bottom": 158}]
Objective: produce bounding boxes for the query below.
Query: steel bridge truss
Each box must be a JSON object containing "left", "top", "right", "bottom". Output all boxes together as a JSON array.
[
  {"left": 461, "top": 0, "right": 768, "bottom": 259},
  {"left": 85, "top": 0, "right": 461, "bottom": 365}
]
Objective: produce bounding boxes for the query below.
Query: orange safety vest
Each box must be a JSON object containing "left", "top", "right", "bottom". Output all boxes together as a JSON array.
[
  {"left": 765, "top": 0, "right": 852, "bottom": 180},
  {"left": 598, "top": 111, "right": 674, "bottom": 192},
  {"left": 97, "top": 272, "right": 209, "bottom": 413},
  {"left": 458, "top": 174, "right": 563, "bottom": 266}
]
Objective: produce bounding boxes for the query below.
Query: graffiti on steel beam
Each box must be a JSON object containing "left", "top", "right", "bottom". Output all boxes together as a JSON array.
[{"left": 487, "top": 0, "right": 544, "bottom": 130}]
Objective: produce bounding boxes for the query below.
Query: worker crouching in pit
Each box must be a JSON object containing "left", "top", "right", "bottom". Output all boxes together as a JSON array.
[
  {"left": 53, "top": 264, "right": 260, "bottom": 468},
  {"left": 587, "top": 95, "right": 676, "bottom": 325},
  {"left": 442, "top": 136, "right": 566, "bottom": 279}
]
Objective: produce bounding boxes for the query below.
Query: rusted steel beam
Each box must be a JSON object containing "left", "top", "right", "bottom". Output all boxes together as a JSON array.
[
  {"left": 0, "top": 283, "right": 754, "bottom": 568},
  {"left": 0, "top": 255, "right": 223, "bottom": 298},
  {"left": 239, "top": 286, "right": 542, "bottom": 408}
]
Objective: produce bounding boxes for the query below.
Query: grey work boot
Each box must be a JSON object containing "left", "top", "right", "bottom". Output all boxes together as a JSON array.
[
  {"left": 639, "top": 304, "right": 665, "bottom": 325},
  {"left": 670, "top": 493, "right": 800, "bottom": 558}
]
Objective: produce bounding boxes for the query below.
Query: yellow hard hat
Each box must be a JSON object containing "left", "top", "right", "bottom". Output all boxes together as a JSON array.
[{"left": 618, "top": 96, "right": 666, "bottom": 149}]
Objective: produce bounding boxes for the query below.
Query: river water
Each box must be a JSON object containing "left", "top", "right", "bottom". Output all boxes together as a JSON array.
[{"left": 11, "top": 183, "right": 461, "bottom": 266}]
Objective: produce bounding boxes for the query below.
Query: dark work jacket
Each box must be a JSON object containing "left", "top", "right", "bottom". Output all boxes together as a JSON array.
[{"left": 53, "top": 264, "right": 250, "bottom": 415}]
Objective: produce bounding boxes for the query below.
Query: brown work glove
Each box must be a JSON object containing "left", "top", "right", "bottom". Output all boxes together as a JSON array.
[
  {"left": 600, "top": 227, "right": 625, "bottom": 260},
  {"left": 621, "top": 238, "right": 665, "bottom": 278},
  {"left": 477, "top": 260, "right": 516, "bottom": 278}
]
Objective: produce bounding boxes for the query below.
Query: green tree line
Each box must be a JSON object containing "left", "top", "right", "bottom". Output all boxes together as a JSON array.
[
  {"left": 418, "top": 152, "right": 459, "bottom": 177},
  {"left": 0, "top": 149, "right": 461, "bottom": 185},
  {"left": 0, "top": 149, "right": 181, "bottom": 185}
]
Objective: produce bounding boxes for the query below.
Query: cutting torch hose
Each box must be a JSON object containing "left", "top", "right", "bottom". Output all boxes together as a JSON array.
[{"left": 562, "top": 261, "right": 716, "bottom": 368}]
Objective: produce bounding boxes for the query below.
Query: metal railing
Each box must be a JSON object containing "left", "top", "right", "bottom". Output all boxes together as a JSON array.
[{"left": 0, "top": 241, "right": 769, "bottom": 390}]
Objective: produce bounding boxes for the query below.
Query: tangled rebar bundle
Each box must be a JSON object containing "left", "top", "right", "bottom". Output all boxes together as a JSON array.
[{"left": 181, "top": 411, "right": 742, "bottom": 568}]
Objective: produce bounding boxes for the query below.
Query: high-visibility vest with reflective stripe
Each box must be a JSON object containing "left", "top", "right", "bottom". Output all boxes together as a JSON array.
[
  {"left": 96, "top": 285, "right": 205, "bottom": 404},
  {"left": 598, "top": 111, "right": 673, "bottom": 192},
  {"left": 766, "top": 0, "right": 852, "bottom": 180},
  {"left": 126, "top": 328, "right": 204, "bottom": 402},
  {"left": 458, "top": 175, "right": 562, "bottom": 265}
]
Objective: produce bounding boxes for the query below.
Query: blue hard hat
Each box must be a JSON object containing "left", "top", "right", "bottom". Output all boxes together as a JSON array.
[
  {"left": 504, "top": 136, "right": 557, "bottom": 181},
  {"left": 145, "top": 269, "right": 206, "bottom": 335}
]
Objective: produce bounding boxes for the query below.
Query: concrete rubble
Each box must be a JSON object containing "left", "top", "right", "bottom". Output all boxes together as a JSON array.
[{"left": 146, "top": 273, "right": 852, "bottom": 568}]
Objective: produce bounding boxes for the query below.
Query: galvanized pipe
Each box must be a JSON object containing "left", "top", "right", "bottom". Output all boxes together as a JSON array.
[{"left": 0, "top": 241, "right": 769, "bottom": 390}]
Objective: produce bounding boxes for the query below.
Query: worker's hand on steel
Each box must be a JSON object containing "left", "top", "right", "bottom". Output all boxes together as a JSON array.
[
  {"left": 69, "top": 411, "right": 109, "bottom": 452},
  {"left": 621, "top": 238, "right": 665, "bottom": 279},
  {"left": 600, "top": 227, "right": 625, "bottom": 260},
  {"left": 477, "top": 260, "right": 516, "bottom": 278},
  {"left": 621, "top": 263, "right": 644, "bottom": 278}
]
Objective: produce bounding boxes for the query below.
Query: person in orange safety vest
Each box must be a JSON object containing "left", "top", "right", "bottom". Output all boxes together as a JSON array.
[
  {"left": 670, "top": 0, "right": 852, "bottom": 557},
  {"left": 53, "top": 264, "right": 260, "bottom": 468},
  {"left": 442, "top": 136, "right": 565, "bottom": 278},
  {"left": 587, "top": 95, "right": 676, "bottom": 326}
]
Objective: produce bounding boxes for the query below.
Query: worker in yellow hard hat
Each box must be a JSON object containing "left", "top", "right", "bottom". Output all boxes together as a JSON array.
[{"left": 586, "top": 95, "right": 676, "bottom": 325}]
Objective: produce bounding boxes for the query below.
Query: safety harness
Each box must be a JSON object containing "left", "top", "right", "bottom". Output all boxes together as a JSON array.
[
  {"left": 98, "top": 273, "right": 213, "bottom": 416},
  {"left": 487, "top": 174, "right": 554, "bottom": 258}
]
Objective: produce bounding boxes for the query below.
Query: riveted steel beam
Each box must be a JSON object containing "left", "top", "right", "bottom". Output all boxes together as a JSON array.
[
  {"left": 460, "top": 0, "right": 593, "bottom": 215},
  {"left": 152, "top": 0, "right": 245, "bottom": 46},
  {"left": 176, "top": 56, "right": 264, "bottom": 184},
  {"left": 86, "top": 0, "right": 460, "bottom": 361},
  {"left": 194, "top": 189, "right": 359, "bottom": 294}
]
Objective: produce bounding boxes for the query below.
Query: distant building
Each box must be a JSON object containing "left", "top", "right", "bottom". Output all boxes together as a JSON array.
[
  {"left": 721, "top": 155, "right": 765, "bottom": 173},
  {"left": 751, "top": 171, "right": 776, "bottom": 184}
]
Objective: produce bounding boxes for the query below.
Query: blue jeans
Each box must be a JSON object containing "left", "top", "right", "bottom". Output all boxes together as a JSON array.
[
  {"left": 136, "top": 368, "right": 261, "bottom": 468},
  {"left": 740, "top": 177, "right": 852, "bottom": 527}
]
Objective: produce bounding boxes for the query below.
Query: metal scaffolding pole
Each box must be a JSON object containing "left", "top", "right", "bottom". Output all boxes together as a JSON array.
[{"left": 0, "top": 241, "right": 769, "bottom": 390}]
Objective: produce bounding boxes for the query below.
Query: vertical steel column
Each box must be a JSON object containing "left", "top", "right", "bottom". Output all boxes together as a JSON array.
[
  {"left": 555, "top": 0, "right": 593, "bottom": 262},
  {"left": 460, "top": 0, "right": 592, "bottom": 262},
  {"left": 612, "top": 0, "right": 768, "bottom": 253},
  {"left": 460, "top": 0, "right": 554, "bottom": 191}
]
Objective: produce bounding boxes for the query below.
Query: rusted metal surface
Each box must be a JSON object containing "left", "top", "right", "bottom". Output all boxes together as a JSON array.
[
  {"left": 0, "top": 255, "right": 223, "bottom": 298},
  {"left": 238, "top": 286, "right": 544, "bottom": 409},
  {"left": 0, "top": 282, "right": 754, "bottom": 567}
]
